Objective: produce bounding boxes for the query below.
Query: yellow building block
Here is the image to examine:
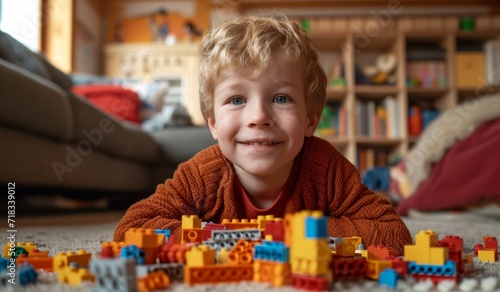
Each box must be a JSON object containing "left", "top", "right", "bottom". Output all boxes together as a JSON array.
[
  {"left": 217, "top": 248, "right": 230, "bottom": 264},
  {"left": 366, "top": 259, "right": 391, "bottom": 280},
  {"left": 478, "top": 249, "right": 496, "bottom": 263},
  {"left": 254, "top": 260, "right": 292, "bottom": 287},
  {"left": 182, "top": 215, "right": 202, "bottom": 229},
  {"left": 405, "top": 230, "right": 441, "bottom": 265},
  {"left": 343, "top": 236, "right": 362, "bottom": 248},
  {"left": 289, "top": 210, "right": 332, "bottom": 276},
  {"left": 257, "top": 215, "right": 278, "bottom": 230},
  {"left": 64, "top": 266, "right": 95, "bottom": 286},
  {"left": 186, "top": 245, "right": 215, "bottom": 267},
  {"left": 53, "top": 250, "right": 92, "bottom": 273},
  {"left": 429, "top": 247, "right": 448, "bottom": 265},
  {"left": 124, "top": 228, "right": 158, "bottom": 248},
  {"left": 335, "top": 242, "right": 356, "bottom": 257},
  {"left": 17, "top": 242, "right": 38, "bottom": 254}
]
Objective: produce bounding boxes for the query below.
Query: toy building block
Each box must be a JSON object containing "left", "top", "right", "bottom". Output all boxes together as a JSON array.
[
  {"left": 91, "top": 257, "right": 137, "bottom": 292},
  {"left": 343, "top": 236, "right": 362, "bottom": 248},
  {"left": 221, "top": 218, "right": 259, "bottom": 230},
  {"left": 330, "top": 255, "right": 368, "bottom": 281},
  {"left": 204, "top": 229, "right": 261, "bottom": 252},
  {"left": 263, "top": 220, "right": 285, "bottom": 242},
  {"left": 253, "top": 260, "right": 292, "bottom": 287},
  {"left": 367, "top": 245, "right": 398, "bottom": 260},
  {"left": 289, "top": 210, "right": 332, "bottom": 276},
  {"left": 63, "top": 263, "right": 96, "bottom": 286},
  {"left": 16, "top": 242, "right": 38, "bottom": 255},
  {"left": 155, "top": 229, "right": 171, "bottom": 245},
  {"left": 227, "top": 239, "right": 256, "bottom": 265},
  {"left": 335, "top": 241, "right": 356, "bottom": 257},
  {"left": 254, "top": 241, "right": 289, "bottom": 263},
  {"left": 16, "top": 255, "right": 54, "bottom": 272},
  {"left": 404, "top": 230, "right": 448, "bottom": 265},
  {"left": 478, "top": 249, "right": 497, "bottom": 263},
  {"left": 305, "top": 215, "right": 327, "bottom": 239},
  {"left": 292, "top": 274, "right": 331, "bottom": 291},
  {"left": 440, "top": 235, "right": 463, "bottom": 251},
  {"left": 120, "top": 245, "right": 146, "bottom": 265},
  {"left": 101, "top": 241, "right": 126, "bottom": 257},
  {"left": 379, "top": 268, "right": 398, "bottom": 289},
  {"left": 257, "top": 215, "right": 280, "bottom": 231},
  {"left": 181, "top": 228, "right": 203, "bottom": 244},
  {"left": 185, "top": 245, "right": 215, "bottom": 267},
  {"left": 366, "top": 259, "right": 392, "bottom": 280},
  {"left": 136, "top": 263, "right": 184, "bottom": 282},
  {"left": 182, "top": 215, "right": 202, "bottom": 229},
  {"left": 184, "top": 264, "right": 253, "bottom": 285},
  {"left": 483, "top": 236, "right": 498, "bottom": 261},
  {"left": 201, "top": 223, "right": 225, "bottom": 241},
  {"left": 408, "top": 260, "right": 456, "bottom": 277},
  {"left": 158, "top": 236, "right": 192, "bottom": 264},
  {"left": 17, "top": 262, "right": 38, "bottom": 286},
  {"left": 137, "top": 270, "right": 170, "bottom": 292},
  {"left": 217, "top": 248, "right": 230, "bottom": 264},
  {"left": 124, "top": 228, "right": 160, "bottom": 264},
  {"left": 388, "top": 257, "right": 408, "bottom": 278},
  {"left": 53, "top": 249, "right": 92, "bottom": 278}
]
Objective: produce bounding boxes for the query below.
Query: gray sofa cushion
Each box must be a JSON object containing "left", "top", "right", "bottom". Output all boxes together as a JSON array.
[
  {"left": 0, "top": 59, "right": 73, "bottom": 141},
  {"left": 68, "top": 93, "right": 166, "bottom": 165}
]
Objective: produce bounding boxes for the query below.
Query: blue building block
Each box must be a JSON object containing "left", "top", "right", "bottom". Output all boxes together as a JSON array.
[
  {"left": 408, "top": 260, "right": 456, "bottom": 276},
  {"left": 379, "top": 268, "right": 398, "bottom": 289},
  {"left": 120, "top": 245, "right": 145, "bottom": 265},
  {"left": 305, "top": 216, "right": 327, "bottom": 239},
  {"left": 17, "top": 262, "right": 38, "bottom": 286},
  {"left": 254, "top": 241, "right": 289, "bottom": 263},
  {"left": 155, "top": 229, "right": 171, "bottom": 237}
]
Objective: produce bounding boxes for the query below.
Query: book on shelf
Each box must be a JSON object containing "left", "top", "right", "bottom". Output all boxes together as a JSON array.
[
  {"left": 356, "top": 96, "right": 399, "bottom": 138},
  {"left": 357, "top": 148, "right": 389, "bottom": 173},
  {"left": 317, "top": 102, "right": 347, "bottom": 137}
]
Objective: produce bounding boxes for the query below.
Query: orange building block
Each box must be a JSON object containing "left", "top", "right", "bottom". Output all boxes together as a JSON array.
[
  {"left": 17, "top": 256, "right": 54, "bottom": 272},
  {"left": 366, "top": 259, "right": 391, "bottom": 280},
  {"left": 184, "top": 264, "right": 253, "bottom": 285},
  {"left": 125, "top": 228, "right": 158, "bottom": 249},
  {"left": 367, "top": 245, "right": 398, "bottom": 260},
  {"left": 227, "top": 240, "right": 256, "bottom": 265},
  {"left": 181, "top": 228, "right": 203, "bottom": 244},
  {"left": 101, "top": 241, "right": 126, "bottom": 257},
  {"left": 221, "top": 219, "right": 259, "bottom": 230},
  {"left": 137, "top": 270, "right": 170, "bottom": 292},
  {"left": 254, "top": 260, "right": 292, "bottom": 287}
]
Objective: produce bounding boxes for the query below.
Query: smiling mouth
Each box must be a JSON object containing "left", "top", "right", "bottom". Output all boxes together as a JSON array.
[{"left": 241, "top": 141, "right": 281, "bottom": 146}]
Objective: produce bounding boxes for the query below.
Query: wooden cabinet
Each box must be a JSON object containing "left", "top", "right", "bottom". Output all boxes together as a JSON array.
[
  {"left": 104, "top": 43, "right": 204, "bottom": 125},
  {"left": 300, "top": 15, "right": 500, "bottom": 170}
]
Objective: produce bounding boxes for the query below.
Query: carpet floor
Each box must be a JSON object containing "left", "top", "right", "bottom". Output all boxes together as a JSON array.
[{"left": 3, "top": 212, "right": 500, "bottom": 291}]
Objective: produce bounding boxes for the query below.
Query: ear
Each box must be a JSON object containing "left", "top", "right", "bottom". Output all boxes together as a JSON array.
[
  {"left": 206, "top": 115, "right": 219, "bottom": 140},
  {"left": 304, "top": 113, "right": 320, "bottom": 137}
]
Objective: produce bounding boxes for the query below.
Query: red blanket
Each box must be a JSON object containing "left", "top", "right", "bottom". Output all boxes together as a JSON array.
[
  {"left": 397, "top": 118, "right": 500, "bottom": 215},
  {"left": 72, "top": 84, "right": 141, "bottom": 124}
]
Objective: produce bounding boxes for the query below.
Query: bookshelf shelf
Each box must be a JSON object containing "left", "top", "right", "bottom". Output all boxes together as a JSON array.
[{"left": 303, "top": 14, "right": 500, "bottom": 170}]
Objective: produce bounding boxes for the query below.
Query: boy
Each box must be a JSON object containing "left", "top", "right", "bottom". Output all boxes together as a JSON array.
[{"left": 114, "top": 15, "right": 412, "bottom": 255}]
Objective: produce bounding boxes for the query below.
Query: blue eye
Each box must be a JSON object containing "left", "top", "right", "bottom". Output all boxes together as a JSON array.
[
  {"left": 230, "top": 97, "right": 244, "bottom": 105},
  {"left": 274, "top": 95, "right": 289, "bottom": 104}
]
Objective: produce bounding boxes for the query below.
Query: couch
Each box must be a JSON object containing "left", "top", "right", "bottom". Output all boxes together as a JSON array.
[{"left": 0, "top": 30, "right": 216, "bottom": 203}]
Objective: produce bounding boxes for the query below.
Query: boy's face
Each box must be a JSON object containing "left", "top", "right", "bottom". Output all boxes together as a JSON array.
[{"left": 207, "top": 51, "right": 318, "bottom": 180}]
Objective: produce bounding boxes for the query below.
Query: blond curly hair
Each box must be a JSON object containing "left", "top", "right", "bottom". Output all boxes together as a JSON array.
[{"left": 199, "top": 15, "right": 327, "bottom": 121}]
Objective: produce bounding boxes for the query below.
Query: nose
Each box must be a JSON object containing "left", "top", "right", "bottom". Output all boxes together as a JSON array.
[{"left": 246, "top": 99, "right": 274, "bottom": 128}]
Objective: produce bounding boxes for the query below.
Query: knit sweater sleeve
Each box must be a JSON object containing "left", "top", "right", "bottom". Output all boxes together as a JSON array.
[
  {"left": 328, "top": 153, "right": 412, "bottom": 255},
  {"left": 113, "top": 145, "right": 228, "bottom": 242},
  {"left": 304, "top": 138, "right": 413, "bottom": 256}
]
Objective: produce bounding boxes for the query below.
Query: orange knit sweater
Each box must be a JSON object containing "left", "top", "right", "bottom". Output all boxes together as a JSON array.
[{"left": 114, "top": 136, "right": 412, "bottom": 255}]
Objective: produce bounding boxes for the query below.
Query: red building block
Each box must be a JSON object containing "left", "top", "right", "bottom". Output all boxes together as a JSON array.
[
  {"left": 330, "top": 255, "right": 367, "bottom": 281},
  {"left": 292, "top": 274, "right": 331, "bottom": 291}
]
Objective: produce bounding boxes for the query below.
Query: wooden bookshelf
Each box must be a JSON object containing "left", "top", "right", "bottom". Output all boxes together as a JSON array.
[{"left": 306, "top": 14, "right": 500, "bottom": 169}]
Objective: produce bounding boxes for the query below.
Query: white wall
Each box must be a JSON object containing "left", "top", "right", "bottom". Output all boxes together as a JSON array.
[{"left": 0, "top": 0, "right": 41, "bottom": 51}]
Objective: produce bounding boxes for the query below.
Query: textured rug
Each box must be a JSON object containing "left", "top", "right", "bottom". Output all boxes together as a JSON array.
[{"left": 3, "top": 212, "right": 500, "bottom": 291}]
